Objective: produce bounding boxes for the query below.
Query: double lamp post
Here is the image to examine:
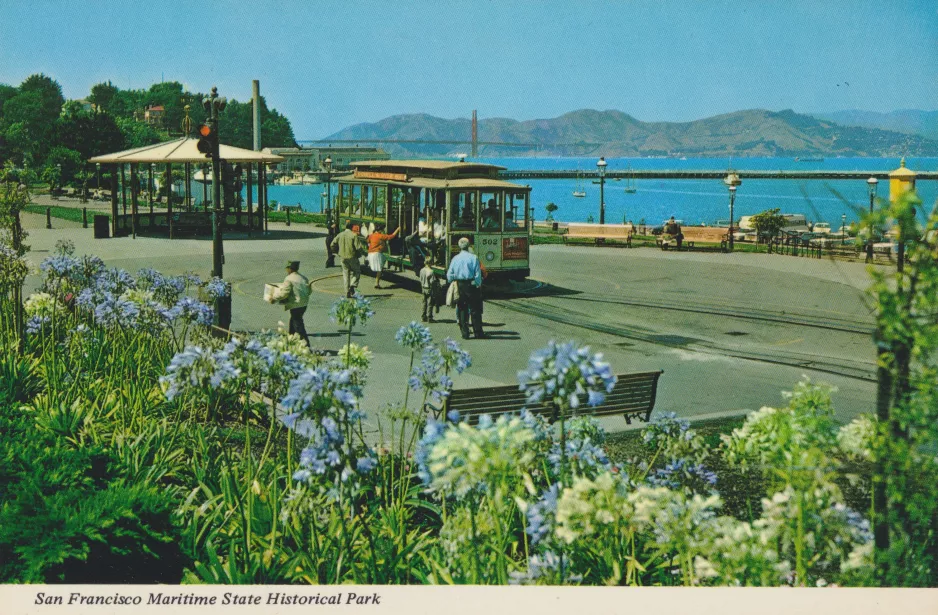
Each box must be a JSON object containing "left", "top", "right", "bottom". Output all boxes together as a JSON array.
[{"left": 200, "top": 86, "right": 231, "bottom": 330}]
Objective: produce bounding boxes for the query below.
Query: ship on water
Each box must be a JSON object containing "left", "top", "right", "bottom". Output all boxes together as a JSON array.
[{"left": 795, "top": 156, "right": 824, "bottom": 162}]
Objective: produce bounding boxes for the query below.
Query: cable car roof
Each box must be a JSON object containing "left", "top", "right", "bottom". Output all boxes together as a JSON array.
[
  {"left": 334, "top": 173, "right": 528, "bottom": 190},
  {"left": 340, "top": 159, "right": 527, "bottom": 189}
]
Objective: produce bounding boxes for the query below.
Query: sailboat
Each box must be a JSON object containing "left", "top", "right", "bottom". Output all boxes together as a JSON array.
[
  {"left": 624, "top": 165, "right": 636, "bottom": 194},
  {"left": 572, "top": 171, "right": 586, "bottom": 198}
]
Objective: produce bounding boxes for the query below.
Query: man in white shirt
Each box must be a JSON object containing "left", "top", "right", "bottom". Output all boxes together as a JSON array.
[
  {"left": 272, "top": 260, "right": 311, "bottom": 347},
  {"left": 446, "top": 237, "right": 485, "bottom": 339}
]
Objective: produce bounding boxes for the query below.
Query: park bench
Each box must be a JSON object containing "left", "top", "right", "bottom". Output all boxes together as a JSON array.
[
  {"left": 657, "top": 227, "right": 728, "bottom": 250},
  {"left": 563, "top": 223, "right": 633, "bottom": 247},
  {"left": 445, "top": 370, "right": 663, "bottom": 426}
]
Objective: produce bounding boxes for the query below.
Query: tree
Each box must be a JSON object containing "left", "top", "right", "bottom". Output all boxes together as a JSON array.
[
  {"left": 45, "top": 146, "right": 83, "bottom": 186},
  {"left": 750, "top": 208, "right": 787, "bottom": 242},
  {"left": 17, "top": 74, "right": 64, "bottom": 122},
  {"left": 545, "top": 202, "right": 558, "bottom": 221},
  {"left": 0, "top": 83, "right": 17, "bottom": 114},
  {"left": 115, "top": 116, "right": 162, "bottom": 148},
  {"left": 88, "top": 81, "right": 119, "bottom": 114},
  {"left": 1, "top": 74, "right": 65, "bottom": 165},
  {"left": 56, "top": 104, "right": 124, "bottom": 159}
]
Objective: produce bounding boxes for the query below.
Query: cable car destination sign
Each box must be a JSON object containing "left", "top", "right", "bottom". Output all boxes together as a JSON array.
[{"left": 353, "top": 170, "right": 409, "bottom": 182}]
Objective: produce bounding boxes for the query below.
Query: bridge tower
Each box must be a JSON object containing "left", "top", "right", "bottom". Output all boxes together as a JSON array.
[{"left": 471, "top": 110, "right": 478, "bottom": 158}]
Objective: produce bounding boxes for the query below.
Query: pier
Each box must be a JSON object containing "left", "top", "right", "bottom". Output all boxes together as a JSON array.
[
  {"left": 498, "top": 169, "right": 938, "bottom": 181},
  {"left": 297, "top": 168, "right": 938, "bottom": 183}
]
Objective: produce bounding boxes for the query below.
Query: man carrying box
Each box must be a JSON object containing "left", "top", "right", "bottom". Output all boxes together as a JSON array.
[{"left": 271, "top": 260, "right": 311, "bottom": 347}]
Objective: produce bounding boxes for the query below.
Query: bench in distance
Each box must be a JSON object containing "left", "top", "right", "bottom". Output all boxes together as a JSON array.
[
  {"left": 657, "top": 227, "right": 728, "bottom": 250},
  {"left": 446, "top": 370, "right": 663, "bottom": 425},
  {"left": 563, "top": 223, "right": 634, "bottom": 247}
]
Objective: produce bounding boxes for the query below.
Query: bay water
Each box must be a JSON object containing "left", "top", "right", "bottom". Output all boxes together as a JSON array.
[{"left": 240, "top": 157, "right": 938, "bottom": 228}]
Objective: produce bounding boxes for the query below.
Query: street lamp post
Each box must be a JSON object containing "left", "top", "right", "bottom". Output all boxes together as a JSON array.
[
  {"left": 324, "top": 156, "right": 333, "bottom": 227},
  {"left": 95, "top": 163, "right": 101, "bottom": 194},
  {"left": 596, "top": 157, "right": 607, "bottom": 225},
  {"left": 202, "top": 86, "right": 229, "bottom": 329},
  {"left": 866, "top": 177, "right": 878, "bottom": 263},
  {"left": 724, "top": 173, "right": 742, "bottom": 251},
  {"left": 842, "top": 213, "right": 847, "bottom": 245}
]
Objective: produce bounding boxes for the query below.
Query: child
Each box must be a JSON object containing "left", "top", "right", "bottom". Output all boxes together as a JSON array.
[{"left": 419, "top": 258, "right": 439, "bottom": 323}]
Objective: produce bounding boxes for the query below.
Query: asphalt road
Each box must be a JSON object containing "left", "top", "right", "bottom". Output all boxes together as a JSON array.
[{"left": 22, "top": 214, "right": 880, "bottom": 431}]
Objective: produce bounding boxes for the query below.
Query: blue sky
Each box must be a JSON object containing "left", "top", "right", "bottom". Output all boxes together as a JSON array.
[{"left": 1, "top": 0, "right": 935, "bottom": 138}]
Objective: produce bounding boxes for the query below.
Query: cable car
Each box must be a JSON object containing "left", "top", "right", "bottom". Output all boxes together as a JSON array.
[{"left": 332, "top": 160, "right": 531, "bottom": 280}]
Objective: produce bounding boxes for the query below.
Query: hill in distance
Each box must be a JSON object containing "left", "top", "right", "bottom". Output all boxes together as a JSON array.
[
  {"left": 323, "top": 108, "right": 938, "bottom": 158},
  {"left": 812, "top": 109, "right": 938, "bottom": 141}
]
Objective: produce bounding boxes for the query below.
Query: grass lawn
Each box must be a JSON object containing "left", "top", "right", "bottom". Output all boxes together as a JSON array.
[{"left": 24, "top": 204, "right": 94, "bottom": 224}]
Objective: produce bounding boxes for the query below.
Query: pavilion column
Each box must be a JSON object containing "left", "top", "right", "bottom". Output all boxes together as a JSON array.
[
  {"left": 202, "top": 164, "right": 208, "bottom": 209},
  {"left": 262, "top": 165, "right": 269, "bottom": 233},
  {"left": 120, "top": 164, "right": 127, "bottom": 215},
  {"left": 166, "top": 163, "right": 173, "bottom": 239},
  {"left": 185, "top": 163, "right": 192, "bottom": 212},
  {"left": 130, "top": 164, "right": 138, "bottom": 239},
  {"left": 148, "top": 164, "right": 154, "bottom": 216},
  {"left": 247, "top": 162, "right": 253, "bottom": 237},
  {"left": 110, "top": 165, "right": 119, "bottom": 236}
]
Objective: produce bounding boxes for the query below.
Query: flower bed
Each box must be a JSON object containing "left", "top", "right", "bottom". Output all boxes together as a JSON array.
[{"left": 0, "top": 238, "right": 933, "bottom": 586}]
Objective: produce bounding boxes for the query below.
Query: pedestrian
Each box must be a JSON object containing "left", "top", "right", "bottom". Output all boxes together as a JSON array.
[
  {"left": 446, "top": 237, "right": 485, "bottom": 339},
  {"left": 419, "top": 257, "right": 440, "bottom": 323},
  {"left": 325, "top": 222, "right": 339, "bottom": 267},
  {"left": 271, "top": 260, "right": 311, "bottom": 347},
  {"left": 331, "top": 221, "right": 367, "bottom": 297},
  {"left": 404, "top": 228, "right": 427, "bottom": 274},
  {"left": 366, "top": 222, "right": 400, "bottom": 289}
]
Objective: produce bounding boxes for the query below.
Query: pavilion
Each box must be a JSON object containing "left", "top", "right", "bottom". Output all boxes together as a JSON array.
[{"left": 88, "top": 138, "right": 284, "bottom": 238}]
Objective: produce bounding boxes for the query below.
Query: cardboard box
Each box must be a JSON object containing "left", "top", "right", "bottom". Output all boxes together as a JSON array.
[{"left": 264, "top": 283, "right": 280, "bottom": 304}]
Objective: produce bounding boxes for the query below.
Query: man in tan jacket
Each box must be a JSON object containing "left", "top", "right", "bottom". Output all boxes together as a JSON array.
[
  {"left": 272, "top": 260, "right": 311, "bottom": 347},
  {"left": 330, "top": 221, "right": 367, "bottom": 297}
]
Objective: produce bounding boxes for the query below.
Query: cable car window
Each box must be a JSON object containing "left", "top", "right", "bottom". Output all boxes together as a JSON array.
[
  {"left": 339, "top": 184, "right": 352, "bottom": 215},
  {"left": 451, "top": 191, "right": 476, "bottom": 230},
  {"left": 504, "top": 192, "right": 525, "bottom": 229},
  {"left": 363, "top": 185, "right": 374, "bottom": 218},
  {"left": 375, "top": 186, "right": 386, "bottom": 217},
  {"left": 480, "top": 191, "right": 501, "bottom": 230},
  {"left": 351, "top": 185, "right": 362, "bottom": 216}
]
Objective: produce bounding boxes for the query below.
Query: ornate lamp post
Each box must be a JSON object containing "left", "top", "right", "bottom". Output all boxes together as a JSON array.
[
  {"left": 324, "top": 156, "right": 333, "bottom": 227},
  {"left": 867, "top": 176, "right": 878, "bottom": 214},
  {"left": 842, "top": 213, "right": 847, "bottom": 245},
  {"left": 95, "top": 163, "right": 101, "bottom": 193},
  {"left": 724, "top": 172, "right": 742, "bottom": 251},
  {"left": 866, "top": 177, "right": 878, "bottom": 263},
  {"left": 202, "top": 86, "right": 229, "bottom": 329},
  {"left": 596, "top": 157, "right": 607, "bottom": 225}
]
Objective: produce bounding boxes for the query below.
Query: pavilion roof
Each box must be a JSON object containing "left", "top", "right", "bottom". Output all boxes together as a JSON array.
[{"left": 88, "top": 138, "right": 284, "bottom": 164}]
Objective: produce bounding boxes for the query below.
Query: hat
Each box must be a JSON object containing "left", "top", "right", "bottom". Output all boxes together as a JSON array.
[{"left": 286, "top": 261, "right": 300, "bottom": 271}]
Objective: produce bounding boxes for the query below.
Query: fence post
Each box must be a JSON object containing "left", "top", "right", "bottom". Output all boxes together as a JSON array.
[
  {"left": 286, "top": 207, "right": 291, "bottom": 227},
  {"left": 46, "top": 207, "right": 51, "bottom": 229},
  {"left": 82, "top": 207, "right": 88, "bottom": 228}
]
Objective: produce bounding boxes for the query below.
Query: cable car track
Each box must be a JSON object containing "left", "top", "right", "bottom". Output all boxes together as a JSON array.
[
  {"left": 517, "top": 291, "right": 874, "bottom": 336},
  {"left": 491, "top": 296, "right": 876, "bottom": 382}
]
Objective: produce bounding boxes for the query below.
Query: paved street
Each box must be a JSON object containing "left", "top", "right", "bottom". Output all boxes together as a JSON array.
[{"left": 22, "top": 214, "right": 879, "bottom": 431}]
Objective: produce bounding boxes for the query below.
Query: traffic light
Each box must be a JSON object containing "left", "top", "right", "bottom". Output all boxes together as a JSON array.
[{"left": 196, "top": 123, "right": 214, "bottom": 158}]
